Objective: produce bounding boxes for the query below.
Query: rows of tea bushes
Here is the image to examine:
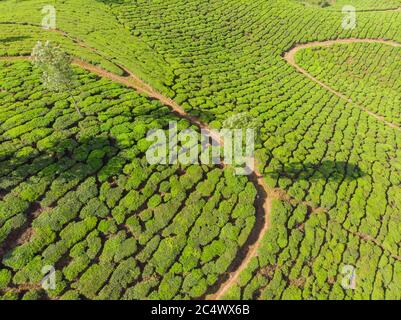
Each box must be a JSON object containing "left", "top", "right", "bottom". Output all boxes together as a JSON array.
[
  {"left": 3, "top": 0, "right": 401, "bottom": 119},
  {"left": 295, "top": 0, "right": 401, "bottom": 10},
  {"left": 296, "top": 43, "right": 401, "bottom": 125},
  {"left": 0, "top": 0, "right": 175, "bottom": 93},
  {"left": 1, "top": 0, "right": 401, "bottom": 300},
  {"left": 107, "top": 0, "right": 401, "bottom": 126},
  {"left": 0, "top": 23, "right": 123, "bottom": 75},
  {"left": 222, "top": 199, "right": 401, "bottom": 300},
  {"left": 103, "top": 3, "right": 401, "bottom": 286},
  {"left": 0, "top": 60, "right": 257, "bottom": 300}
]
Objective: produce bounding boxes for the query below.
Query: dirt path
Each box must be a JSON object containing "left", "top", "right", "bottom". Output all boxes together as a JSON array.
[
  {"left": 73, "top": 60, "right": 229, "bottom": 146},
  {"left": 0, "top": 22, "right": 278, "bottom": 300},
  {"left": 0, "top": 55, "right": 273, "bottom": 300},
  {"left": 283, "top": 38, "right": 401, "bottom": 132},
  {"left": 77, "top": 59, "right": 276, "bottom": 301},
  {"left": 71, "top": 59, "right": 275, "bottom": 301},
  {"left": 3, "top": 35, "right": 401, "bottom": 300},
  {"left": 208, "top": 171, "right": 272, "bottom": 300}
]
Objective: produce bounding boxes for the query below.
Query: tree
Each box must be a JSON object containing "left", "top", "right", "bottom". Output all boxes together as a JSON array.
[
  {"left": 319, "top": 0, "right": 331, "bottom": 8},
  {"left": 222, "top": 112, "right": 263, "bottom": 145},
  {"left": 31, "top": 41, "right": 82, "bottom": 116},
  {"left": 222, "top": 112, "right": 262, "bottom": 131}
]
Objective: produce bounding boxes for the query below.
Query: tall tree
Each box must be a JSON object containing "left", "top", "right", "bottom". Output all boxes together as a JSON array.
[
  {"left": 31, "top": 41, "right": 82, "bottom": 116},
  {"left": 222, "top": 112, "right": 262, "bottom": 134}
]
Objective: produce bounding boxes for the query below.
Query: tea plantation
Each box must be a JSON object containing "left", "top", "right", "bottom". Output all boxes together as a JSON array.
[
  {"left": 295, "top": 42, "right": 401, "bottom": 125},
  {"left": 0, "top": 60, "right": 256, "bottom": 299},
  {"left": 0, "top": 0, "right": 401, "bottom": 300}
]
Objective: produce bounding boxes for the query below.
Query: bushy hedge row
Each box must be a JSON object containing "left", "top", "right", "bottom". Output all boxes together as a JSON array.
[
  {"left": 1, "top": 0, "right": 401, "bottom": 300},
  {"left": 295, "top": 0, "right": 401, "bottom": 10},
  {"left": 0, "top": 61, "right": 257, "bottom": 300},
  {"left": 296, "top": 43, "right": 401, "bottom": 125},
  {"left": 223, "top": 199, "right": 401, "bottom": 300}
]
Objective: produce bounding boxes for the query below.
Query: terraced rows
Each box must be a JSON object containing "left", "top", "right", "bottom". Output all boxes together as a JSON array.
[
  {"left": 222, "top": 199, "right": 401, "bottom": 300},
  {"left": 295, "top": 0, "right": 401, "bottom": 10},
  {"left": 0, "top": 23, "right": 123, "bottom": 75},
  {"left": 295, "top": 42, "right": 401, "bottom": 125},
  {"left": 1, "top": 0, "right": 401, "bottom": 300},
  {"left": 0, "top": 60, "right": 257, "bottom": 300}
]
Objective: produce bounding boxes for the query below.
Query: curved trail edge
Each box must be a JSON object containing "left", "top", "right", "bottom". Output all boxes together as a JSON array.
[
  {"left": 0, "top": 55, "right": 272, "bottom": 300},
  {"left": 2, "top": 36, "right": 400, "bottom": 300},
  {"left": 283, "top": 38, "right": 401, "bottom": 132}
]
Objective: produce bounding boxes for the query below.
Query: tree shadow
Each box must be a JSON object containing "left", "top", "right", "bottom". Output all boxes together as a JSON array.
[
  {"left": 183, "top": 107, "right": 217, "bottom": 125},
  {"left": 266, "top": 160, "right": 366, "bottom": 182},
  {"left": 0, "top": 135, "right": 118, "bottom": 196},
  {"left": 0, "top": 134, "right": 124, "bottom": 259},
  {"left": 0, "top": 36, "right": 30, "bottom": 44}
]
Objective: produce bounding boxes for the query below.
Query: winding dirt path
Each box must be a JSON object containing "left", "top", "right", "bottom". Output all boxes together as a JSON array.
[
  {"left": 208, "top": 171, "right": 271, "bottom": 300},
  {"left": 4, "top": 23, "right": 401, "bottom": 299},
  {"left": 3, "top": 36, "right": 400, "bottom": 300},
  {"left": 2, "top": 19, "right": 401, "bottom": 301},
  {"left": 0, "top": 55, "right": 273, "bottom": 300},
  {"left": 76, "top": 59, "right": 275, "bottom": 301},
  {"left": 209, "top": 38, "right": 401, "bottom": 298},
  {"left": 284, "top": 38, "right": 401, "bottom": 132}
]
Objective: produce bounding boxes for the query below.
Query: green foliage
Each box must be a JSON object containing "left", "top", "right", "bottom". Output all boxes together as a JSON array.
[
  {"left": 31, "top": 41, "right": 73, "bottom": 93},
  {"left": 76, "top": 263, "right": 114, "bottom": 299},
  {"left": 0, "top": 269, "right": 12, "bottom": 289},
  {"left": 1, "top": 0, "right": 400, "bottom": 300},
  {"left": 0, "top": 61, "right": 256, "bottom": 299},
  {"left": 31, "top": 41, "right": 81, "bottom": 115}
]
